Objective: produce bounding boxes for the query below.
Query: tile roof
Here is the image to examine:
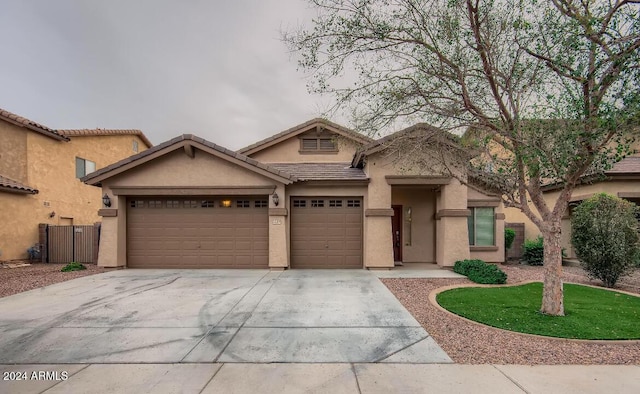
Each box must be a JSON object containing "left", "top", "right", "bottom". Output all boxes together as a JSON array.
[
  {"left": 606, "top": 155, "right": 640, "bottom": 174},
  {"left": 82, "top": 134, "right": 297, "bottom": 185},
  {"left": 0, "top": 174, "right": 38, "bottom": 194},
  {"left": 270, "top": 162, "right": 368, "bottom": 181},
  {"left": 237, "top": 118, "right": 374, "bottom": 155},
  {"left": 352, "top": 123, "right": 461, "bottom": 166},
  {"left": 59, "top": 129, "right": 153, "bottom": 148},
  {"left": 0, "top": 107, "right": 68, "bottom": 141}
]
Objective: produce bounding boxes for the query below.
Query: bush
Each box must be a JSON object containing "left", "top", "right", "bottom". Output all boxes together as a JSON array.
[
  {"left": 505, "top": 228, "right": 516, "bottom": 250},
  {"left": 523, "top": 236, "right": 544, "bottom": 266},
  {"left": 61, "top": 262, "right": 86, "bottom": 272},
  {"left": 453, "top": 259, "right": 507, "bottom": 284},
  {"left": 571, "top": 193, "right": 640, "bottom": 288}
]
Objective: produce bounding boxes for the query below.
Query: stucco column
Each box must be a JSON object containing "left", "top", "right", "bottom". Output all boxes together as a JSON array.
[
  {"left": 97, "top": 190, "right": 126, "bottom": 268},
  {"left": 436, "top": 179, "right": 470, "bottom": 267},
  {"left": 364, "top": 177, "right": 394, "bottom": 269},
  {"left": 268, "top": 184, "right": 288, "bottom": 269}
]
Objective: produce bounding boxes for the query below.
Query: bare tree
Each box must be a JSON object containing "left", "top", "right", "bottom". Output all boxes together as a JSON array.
[{"left": 285, "top": 0, "right": 640, "bottom": 315}]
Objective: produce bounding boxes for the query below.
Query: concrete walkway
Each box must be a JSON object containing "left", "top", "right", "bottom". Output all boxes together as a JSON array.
[{"left": 1, "top": 363, "right": 638, "bottom": 393}]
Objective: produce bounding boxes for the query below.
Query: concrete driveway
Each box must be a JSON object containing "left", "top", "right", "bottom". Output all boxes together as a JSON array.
[{"left": 0, "top": 269, "right": 451, "bottom": 364}]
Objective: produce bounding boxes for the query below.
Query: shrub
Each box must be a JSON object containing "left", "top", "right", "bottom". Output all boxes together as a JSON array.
[
  {"left": 571, "top": 193, "right": 640, "bottom": 288},
  {"left": 453, "top": 259, "right": 507, "bottom": 284},
  {"left": 505, "top": 228, "right": 516, "bottom": 250},
  {"left": 523, "top": 236, "right": 544, "bottom": 266},
  {"left": 61, "top": 262, "right": 86, "bottom": 272},
  {"left": 453, "top": 259, "right": 485, "bottom": 275}
]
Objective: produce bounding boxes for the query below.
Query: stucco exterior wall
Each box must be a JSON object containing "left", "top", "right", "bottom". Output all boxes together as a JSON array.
[
  {"left": 0, "top": 127, "right": 148, "bottom": 260},
  {"left": 0, "top": 121, "right": 28, "bottom": 182},
  {"left": 503, "top": 179, "right": 640, "bottom": 259},
  {"left": 248, "top": 136, "right": 360, "bottom": 163},
  {"left": 106, "top": 149, "right": 278, "bottom": 187}
]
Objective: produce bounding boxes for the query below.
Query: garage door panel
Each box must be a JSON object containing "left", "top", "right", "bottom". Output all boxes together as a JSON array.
[
  {"left": 127, "top": 197, "right": 268, "bottom": 269},
  {"left": 291, "top": 197, "right": 363, "bottom": 269}
]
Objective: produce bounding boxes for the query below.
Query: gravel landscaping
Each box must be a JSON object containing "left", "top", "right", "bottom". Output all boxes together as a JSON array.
[
  {"left": 0, "top": 262, "right": 107, "bottom": 298},
  {"left": 382, "top": 265, "right": 640, "bottom": 365}
]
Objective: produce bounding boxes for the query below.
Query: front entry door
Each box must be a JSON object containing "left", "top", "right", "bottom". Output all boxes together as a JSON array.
[{"left": 392, "top": 205, "right": 403, "bottom": 262}]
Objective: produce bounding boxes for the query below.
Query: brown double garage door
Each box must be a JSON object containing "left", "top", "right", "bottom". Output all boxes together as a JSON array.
[
  {"left": 127, "top": 196, "right": 363, "bottom": 269},
  {"left": 127, "top": 197, "right": 269, "bottom": 268}
]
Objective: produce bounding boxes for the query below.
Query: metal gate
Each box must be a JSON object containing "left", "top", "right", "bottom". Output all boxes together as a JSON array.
[
  {"left": 47, "top": 225, "right": 96, "bottom": 263},
  {"left": 505, "top": 222, "right": 525, "bottom": 260}
]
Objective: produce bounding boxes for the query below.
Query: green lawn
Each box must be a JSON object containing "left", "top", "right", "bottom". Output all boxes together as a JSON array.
[{"left": 436, "top": 282, "right": 640, "bottom": 339}]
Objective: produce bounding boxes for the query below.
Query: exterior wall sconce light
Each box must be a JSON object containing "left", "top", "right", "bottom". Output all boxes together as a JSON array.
[
  {"left": 102, "top": 193, "right": 112, "bottom": 207},
  {"left": 49, "top": 211, "right": 56, "bottom": 218},
  {"left": 272, "top": 192, "right": 279, "bottom": 206}
]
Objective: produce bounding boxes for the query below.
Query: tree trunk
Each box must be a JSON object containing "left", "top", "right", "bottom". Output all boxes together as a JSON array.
[{"left": 540, "top": 223, "right": 564, "bottom": 316}]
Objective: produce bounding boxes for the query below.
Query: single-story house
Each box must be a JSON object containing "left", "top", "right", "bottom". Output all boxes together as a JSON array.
[{"left": 83, "top": 119, "right": 505, "bottom": 269}]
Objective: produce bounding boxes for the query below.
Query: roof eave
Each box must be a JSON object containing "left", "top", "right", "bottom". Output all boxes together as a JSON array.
[{"left": 0, "top": 185, "right": 39, "bottom": 194}]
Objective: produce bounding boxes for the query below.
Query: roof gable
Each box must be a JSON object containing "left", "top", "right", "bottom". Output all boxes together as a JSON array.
[
  {"left": 0, "top": 107, "right": 68, "bottom": 141},
  {"left": 83, "top": 134, "right": 296, "bottom": 186},
  {"left": 352, "top": 123, "right": 461, "bottom": 167},
  {"left": 237, "top": 118, "right": 373, "bottom": 156}
]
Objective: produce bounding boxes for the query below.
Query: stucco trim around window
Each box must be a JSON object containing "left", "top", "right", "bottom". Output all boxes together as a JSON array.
[
  {"left": 470, "top": 246, "right": 499, "bottom": 251},
  {"left": 467, "top": 199, "right": 500, "bottom": 207}
]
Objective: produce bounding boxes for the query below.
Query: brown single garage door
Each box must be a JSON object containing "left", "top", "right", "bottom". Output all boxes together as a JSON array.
[
  {"left": 127, "top": 197, "right": 268, "bottom": 268},
  {"left": 290, "top": 197, "right": 363, "bottom": 268}
]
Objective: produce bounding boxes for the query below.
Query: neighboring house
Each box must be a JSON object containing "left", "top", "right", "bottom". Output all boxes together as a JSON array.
[
  {"left": 0, "top": 107, "right": 152, "bottom": 260},
  {"left": 84, "top": 119, "right": 504, "bottom": 269},
  {"left": 504, "top": 153, "right": 640, "bottom": 259}
]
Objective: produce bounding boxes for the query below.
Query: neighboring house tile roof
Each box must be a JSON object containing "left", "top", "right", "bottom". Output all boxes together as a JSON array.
[
  {"left": 0, "top": 107, "right": 69, "bottom": 141},
  {"left": 606, "top": 155, "right": 640, "bottom": 174},
  {"left": 0, "top": 174, "right": 38, "bottom": 194},
  {"left": 59, "top": 129, "right": 153, "bottom": 148},
  {"left": 237, "top": 118, "right": 374, "bottom": 155},
  {"left": 83, "top": 134, "right": 297, "bottom": 186},
  {"left": 270, "top": 162, "right": 368, "bottom": 181}
]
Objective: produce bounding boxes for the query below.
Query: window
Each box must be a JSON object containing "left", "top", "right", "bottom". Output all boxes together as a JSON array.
[
  {"left": 311, "top": 199, "right": 324, "bottom": 207},
  {"left": 166, "top": 200, "right": 180, "bottom": 208},
  {"left": 75, "top": 157, "right": 96, "bottom": 178},
  {"left": 148, "top": 200, "right": 163, "bottom": 208},
  {"left": 347, "top": 200, "right": 361, "bottom": 208},
  {"left": 468, "top": 207, "right": 495, "bottom": 246},
  {"left": 184, "top": 200, "right": 198, "bottom": 208},
  {"left": 132, "top": 140, "right": 139, "bottom": 153},
  {"left": 329, "top": 199, "right": 343, "bottom": 208},
  {"left": 255, "top": 200, "right": 268, "bottom": 208},
  {"left": 300, "top": 137, "right": 337, "bottom": 152},
  {"left": 201, "top": 200, "right": 215, "bottom": 208},
  {"left": 293, "top": 199, "right": 306, "bottom": 208},
  {"left": 236, "top": 200, "right": 250, "bottom": 208},
  {"left": 130, "top": 200, "right": 144, "bottom": 208}
]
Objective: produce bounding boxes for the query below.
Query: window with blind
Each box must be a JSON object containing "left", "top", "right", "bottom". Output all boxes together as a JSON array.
[{"left": 468, "top": 207, "right": 495, "bottom": 246}]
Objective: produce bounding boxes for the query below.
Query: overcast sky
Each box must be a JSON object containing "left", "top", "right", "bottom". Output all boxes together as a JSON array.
[{"left": 0, "top": 0, "right": 346, "bottom": 149}]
